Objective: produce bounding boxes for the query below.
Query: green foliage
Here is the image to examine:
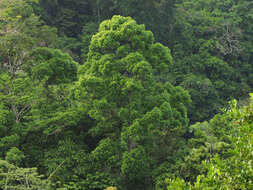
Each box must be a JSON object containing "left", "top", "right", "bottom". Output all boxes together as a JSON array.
[
  {"left": 80, "top": 22, "right": 99, "bottom": 63},
  {"left": 5, "top": 147, "right": 25, "bottom": 166},
  {"left": 121, "top": 146, "right": 150, "bottom": 181},
  {"left": 34, "top": 0, "right": 253, "bottom": 123},
  {"left": 169, "top": 0, "right": 253, "bottom": 122},
  {"left": 78, "top": 15, "right": 190, "bottom": 189},
  {"left": 0, "top": 160, "right": 52, "bottom": 190},
  {"left": 29, "top": 47, "right": 78, "bottom": 85},
  {"left": 38, "top": 0, "right": 94, "bottom": 37},
  {"left": 0, "top": 0, "right": 58, "bottom": 76},
  {"left": 177, "top": 112, "right": 234, "bottom": 182},
  {"left": 43, "top": 137, "right": 88, "bottom": 189},
  {"left": 166, "top": 96, "right": 253, "bottom": 189},
  {"left": 1, "top": 1, "right": 253, "bottom": 190},
  {"left": 0, "top": 71, "right": 38, "bottom": 160},
  {"left": 116, "top": 0, "right": 176, "bottom": 45}
]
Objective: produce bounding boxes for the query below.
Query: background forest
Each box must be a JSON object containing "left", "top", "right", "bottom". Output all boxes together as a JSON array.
[{"left": 0, "top": 0, "right": 252, "bottom": 189}]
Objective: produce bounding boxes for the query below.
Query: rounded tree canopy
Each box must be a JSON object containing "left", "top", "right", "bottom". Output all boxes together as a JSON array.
[
  {"left": 80, "top": 15, "right": 172, "bottom": 80},
  {"left": 79, "top": 15, "right": 190, "bottom": 138},
  {"left": 29, "top": 47, "right": 78, "bottom": 85}
]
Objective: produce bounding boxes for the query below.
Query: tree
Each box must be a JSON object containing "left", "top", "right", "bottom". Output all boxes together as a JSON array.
[
  {"left": 167, "top": 0, "right": 253, "bottom": 122},
  {"left": 78, "top": 15, "right": 190, "bottom": 189},
  {"left": 0, "top": 2, "right": 80, "bottom": 185},
  {"left": 18, "top": 47, "right": 79, "bottom": 170},
  {"left": 0, "top": 160, "right": 52, "bottom": 190},
  {"left": 0, "top": 0, "right": 57, "bottom": 77},
  {"left": 174, "top": 110, "right": 234, "bottom": 183},
  {"left": 166, "top": 96, "right": 253, "bottom": 189},
  {"left": 38, "top": 0, "right": 94, "bottom": 37},
  {"left": 0, "top": 0, "right": 58, "bottom": 128},
  {"left": 29, "top": 47, "right": 78, "bottom": 86}
]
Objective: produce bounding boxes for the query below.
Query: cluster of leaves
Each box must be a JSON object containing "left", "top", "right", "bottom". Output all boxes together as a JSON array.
[
  {"left": 169, "top": 0, "right": 253, "bottom": 122},
  {"left": 0, "top": 159, "right": 51, "bottom": 190},
  {"left": 166, "top": 96, "right": 253, "bottom": 189}
]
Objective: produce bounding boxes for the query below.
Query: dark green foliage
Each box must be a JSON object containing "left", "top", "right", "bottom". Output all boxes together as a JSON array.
[
  {"left": 116, "top": 0, "right": 176, "bottom": 45},
  {"left": 80, "top": 22, "right": 99, "bottom": 63},
  {"left": 37, "top": 0, "right": 176, "bottom": 54},
  {"left": 121, "top": 146, "right": 150, "bottom": 180},
  {"left": 1, "top": 0, "right": 253, "bottom": 190},
  {"left": 5, "top": 147, "right": 25, "bottom": 166},
  {"left": 168, "top": 0, "right": 253, "bottom": 122},
  {"left": 29, "top": 47, "right": 78, "bottom": 85},
  {"left": 39, "top": 0, "right": 94, "bottom": 37}
]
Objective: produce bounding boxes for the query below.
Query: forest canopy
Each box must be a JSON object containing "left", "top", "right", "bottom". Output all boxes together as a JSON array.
[{"left": 0, "top": 0, "right": 252, "bottom": 190}]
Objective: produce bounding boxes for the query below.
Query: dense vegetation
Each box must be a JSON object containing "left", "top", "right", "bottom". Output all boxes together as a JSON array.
[{"left": 0, "top": 0, "right": 252, "bottom": 189}]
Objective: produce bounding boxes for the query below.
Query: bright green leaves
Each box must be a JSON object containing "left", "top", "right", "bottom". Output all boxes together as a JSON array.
[
  {"left": 80, "top": 75, "right": 105, "bottom": 96},
  {"left": 0, "top": 0, "right": 57, "bottom": 77},
  {"left": 0, "top": 0, "right": 252, "bottom": 189},
  {"left": 0, "top": 2, "right": 82, "bottom": 188},
  {"left": 78, "top": 15, "right": 190, "bottom": 189},
  {"left": 0, "top": 0, "right": 33, "bottom": 25},
  {"left": 167, "top": 96, "right": 253, "bottom": 189},
  {"left": 0, "top": 72, "right": 35, "bottom": 122},
  {"left": 116, "top": 0, "right": 175, "bottom": 45},
  {"left": 87, "top": 16, "right": 154, "bottom": 62},
  {"left": 0, "top": 70, "right": 36, "bottom": 162},
  {"left": 0, "top": 160, "right": 51, "bottom": 190},
  {"left": 122, "top": 52, "right": 153, "bottom": 81}
]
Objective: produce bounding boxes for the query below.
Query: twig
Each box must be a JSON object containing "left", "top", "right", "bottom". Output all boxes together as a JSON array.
[{"left": 47, "top": 161, "right": 65, "bottom": 181}]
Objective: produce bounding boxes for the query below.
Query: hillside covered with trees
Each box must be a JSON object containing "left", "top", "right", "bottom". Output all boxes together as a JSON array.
[{"left": 0, "top": 0, "right": 252, "bottom": 189}]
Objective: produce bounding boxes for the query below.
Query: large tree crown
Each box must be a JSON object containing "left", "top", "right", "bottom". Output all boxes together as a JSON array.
[{"left": 81, "top": 15, "right": 172, "bottom": 82}]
